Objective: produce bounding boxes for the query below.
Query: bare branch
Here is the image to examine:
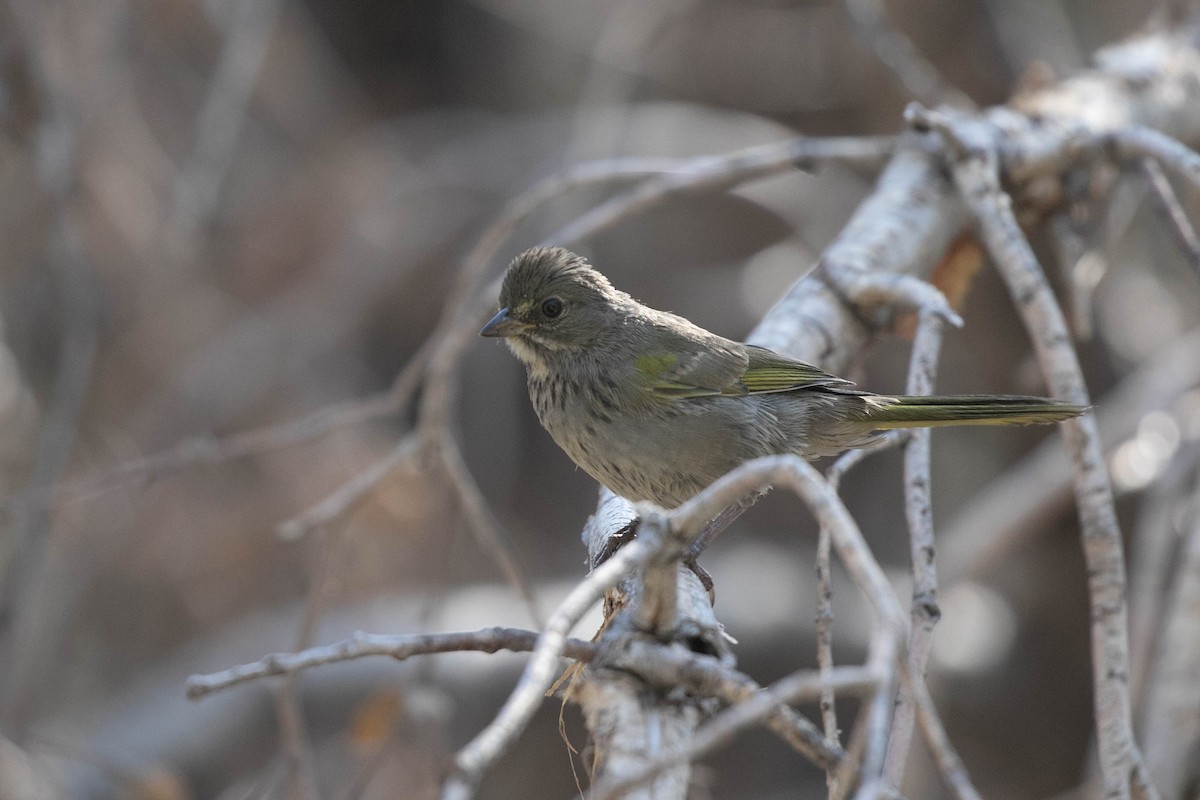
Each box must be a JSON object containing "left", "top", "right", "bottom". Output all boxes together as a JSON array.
[
  {"left": 440, "top": 453, "right": 912, "bottom": 800},
  {"left": 273, "top": 682, "right": 321, "bottom": 800},
  {"left": 1111, "top": 125, "right": 1200, "bottom": 194},
  {"left": 187, "top": 627, "right": 598, "bottom": 700},
  {"left": 900, "top": 663, "right": 982, "bottom": 800},
  {"left": 1139, "top": 157, "right": 1200, "bottom": 277},
  {"left": 0, "top": 0, "right": 103, "bottom": 729},
  {"left": 884, "top": 309, "right": 945, "bottom": 785},
  {"left": 815, "top": 521, "right": 841, "bottom": 788},
  {"left": 436, "top": 435, "right": 543, "bottom": 624},
  {"left": 24, "top": 158, "right": 684, "bottom": 514},
  {"left": 276, "top": 435, "right": 420, "bottom": 541}
]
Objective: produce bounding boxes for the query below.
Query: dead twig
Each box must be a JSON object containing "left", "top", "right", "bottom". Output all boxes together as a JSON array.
[
  {"left": 884, "top": 308, "right": 945, "bottom": 785},
  {"left": 1139, "top": 157, "right": 1200, "bottom": 277},
  {"left": 187, "top": 627, "right": 598, "bottom": 700},
  {"left": 441, "top": 453, "right": 914, "bottom": 800},
  {"left": 815, "top": 520, "right": 841, "bottom": 791},
  {"left": 1110, "top": 126, "right": 1200, "bottom": 194},
  {"left": 435, "top": 434, "right": 543, "bottom": 625},
  {"left": 276, "top": 435, "right": 420, "bottom": 542}
]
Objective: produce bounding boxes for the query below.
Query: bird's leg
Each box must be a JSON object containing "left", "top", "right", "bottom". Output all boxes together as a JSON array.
[
  {"left": 683, "top": 494, "right": 763, "bottom": 603},
  {"left": 589, "top": 495, "right": 761, "bottom": 604},
  {"left": 685, "top": 495, "right": 760, "bottom": 562}
]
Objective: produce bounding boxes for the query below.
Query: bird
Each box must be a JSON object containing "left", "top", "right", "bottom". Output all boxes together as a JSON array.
[{"left": 480, "top": 246, "right": 1086, "bottom": 511}]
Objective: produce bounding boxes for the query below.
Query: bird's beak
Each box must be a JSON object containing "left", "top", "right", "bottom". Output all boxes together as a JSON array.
[{"left": 480, "top": 307, "right": 532, "bottom": 338}]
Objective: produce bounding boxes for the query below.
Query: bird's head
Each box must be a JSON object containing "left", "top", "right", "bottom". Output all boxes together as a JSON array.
[{"left": 480, "top": 247, "right": 626, "bottom": 365}]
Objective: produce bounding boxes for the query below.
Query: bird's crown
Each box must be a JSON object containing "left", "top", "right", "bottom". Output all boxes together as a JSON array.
[{"left": 499, "top": 247, "right": 614, "bottom": 309}]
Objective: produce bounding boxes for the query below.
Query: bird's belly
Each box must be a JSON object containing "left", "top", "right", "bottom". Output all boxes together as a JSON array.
[{"left": 536, "top": 393, "right": 787, "bottom": 509}]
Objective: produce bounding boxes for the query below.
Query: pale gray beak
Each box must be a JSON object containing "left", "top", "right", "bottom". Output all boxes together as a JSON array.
[{"left": 480, "top": 307, "right": 532, "bottom": 338}]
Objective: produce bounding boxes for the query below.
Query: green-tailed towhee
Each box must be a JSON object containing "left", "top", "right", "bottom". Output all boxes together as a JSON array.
[{"left": 481, "top": 246, "right": 1084, "bottom": 509}]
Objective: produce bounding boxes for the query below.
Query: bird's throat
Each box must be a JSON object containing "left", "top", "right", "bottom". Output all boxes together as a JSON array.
[{"left": 505, "top": 334, "right": 556, "bottom": 373}]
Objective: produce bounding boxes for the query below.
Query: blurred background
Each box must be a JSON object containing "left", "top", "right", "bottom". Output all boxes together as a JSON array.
[{"left": 0, "top": 1, "right": 1196, "bottom": 798}]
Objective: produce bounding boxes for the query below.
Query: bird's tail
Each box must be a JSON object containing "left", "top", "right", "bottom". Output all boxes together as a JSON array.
[{"left": 859, "top": 394, "right": 1087, "bottom": 429}]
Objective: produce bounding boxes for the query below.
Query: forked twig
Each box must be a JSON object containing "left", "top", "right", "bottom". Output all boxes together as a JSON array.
[{"left": 187, "top": 627, "right": 597, "bottom": 699}]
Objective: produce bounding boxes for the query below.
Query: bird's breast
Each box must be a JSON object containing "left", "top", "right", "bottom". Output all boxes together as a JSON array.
[{"left": 525, "top": 368, "right": 775, "bottom": 507}]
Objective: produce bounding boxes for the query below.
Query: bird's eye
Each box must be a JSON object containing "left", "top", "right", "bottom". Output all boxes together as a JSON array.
[{"left": 541, "top": 297, "right": 564, "bottom": 318}]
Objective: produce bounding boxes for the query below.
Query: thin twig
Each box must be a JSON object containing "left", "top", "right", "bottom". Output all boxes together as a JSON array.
[
  {"left": 1129, "top": 444, "right": 1200, "bottom": 710},
  {"left": 815, "top": 521, "right": 841, "bottom": 790},
  {"left": 1139, "top": 156, "right": 1200, "bottom": 278},
  {"left": 273, "top": 682, "right": 321, "bottom": 800},
  {"left": 276, "top": 435, "right": 420, "bottom": 541},
  {"left": 1138, "top": 474, "right": 1200, "bottom": 798},
  {"left": 42, "top": 338, "right": 433, "bottom": 511},
  {"left": 884, "top": 309, "right": 945, "bottom": 785},
  {"left": 899, "top": 660, "right": 983, "bottom": 800},
  {"left": 187, "top": 627, "right": 598, "bottom": 700},
  {"left": 1048, "top": 213, "right": 1099, "bottom": 339},
  {"left": 859, "top": 633, "right": 901, "bottom": 798},
  {"left": 550, "top": 136, "right": 896, "bottom": 247},
  {"left": 436, "top": 433, "right": 543, "bottom": 625},
  {"left": 275, "top": 526, "right": 345, "bottom": 800},
  {"left": 826, "top": 432, "right": 911, "bottom": 490},
  {"left": 1110, "top": 125, "right": 1200, "bottom": 194},
  {"left": 0, "top": 0, "right": 102, "bottom": 730}
]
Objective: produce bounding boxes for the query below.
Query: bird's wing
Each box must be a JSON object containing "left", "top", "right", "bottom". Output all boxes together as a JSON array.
[
  {"left": 637, "top": 325, "right": 853, "bottom": 399},
  {"left": 738, "top": 345, "right": 855, "bottom": 393}
]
